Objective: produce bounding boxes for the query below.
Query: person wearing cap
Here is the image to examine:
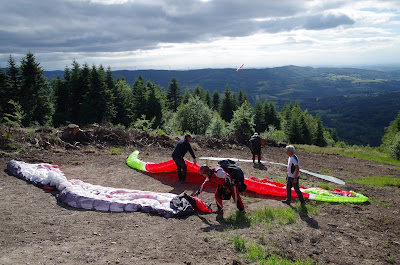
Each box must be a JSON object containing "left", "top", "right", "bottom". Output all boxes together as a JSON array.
[
  {"left": 171, "top": 134, "right": 197, "bottom": 181},
  {"left": 192, "top": 165, "right": 245, "bottom": 213},
  {"left": 249, "top": 132, "right": 263, "bottom": 163}
]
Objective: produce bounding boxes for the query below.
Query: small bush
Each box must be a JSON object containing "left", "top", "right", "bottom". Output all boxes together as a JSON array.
[
  {"left": 388, "top": 133, "right": 400, "bottom": 160},
  {"left": 232, "top": 236, "right": 246, "bottom": 252}
]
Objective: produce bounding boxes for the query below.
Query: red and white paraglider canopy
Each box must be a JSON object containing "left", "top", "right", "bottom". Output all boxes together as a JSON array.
[{"left": 236, "top": 64, "right": 244, "bottom": 71}]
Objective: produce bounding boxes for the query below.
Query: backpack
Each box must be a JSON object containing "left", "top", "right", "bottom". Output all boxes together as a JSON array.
[
  {"left": 217, "top": 159, "right": 247, "bottom": 192},
  {"left": 249, "top": 137, "right": 261, "bottom": 153}
]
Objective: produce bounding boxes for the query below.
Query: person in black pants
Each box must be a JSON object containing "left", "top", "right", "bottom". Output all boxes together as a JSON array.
[
  {"left": 282, "top": 145, "right": 306, "bottom": 206},
  {"left": 172, "top": 134, "right": 197, "bottom": 181}
]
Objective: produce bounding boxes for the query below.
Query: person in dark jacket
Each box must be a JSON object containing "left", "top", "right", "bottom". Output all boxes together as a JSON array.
[
  {"left": 249, "top": 132, "right": 263, "bottom": 163},
  {"left": 172, "top": 134, "right": 197, "bottom": 181}
]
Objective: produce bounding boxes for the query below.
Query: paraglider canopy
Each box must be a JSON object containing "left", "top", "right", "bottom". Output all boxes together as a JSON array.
[{"left": 236, "top": 64, "right": 244, "bottom": 71}]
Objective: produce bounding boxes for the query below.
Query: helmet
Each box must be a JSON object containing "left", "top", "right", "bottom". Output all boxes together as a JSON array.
[{"left": 199, "top": 165, "right": 210, "bottom": 175}]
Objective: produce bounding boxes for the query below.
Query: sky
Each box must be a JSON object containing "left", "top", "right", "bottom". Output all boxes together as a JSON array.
[{"left": 1, "top": 0, "right": 400, "bottom": 70}]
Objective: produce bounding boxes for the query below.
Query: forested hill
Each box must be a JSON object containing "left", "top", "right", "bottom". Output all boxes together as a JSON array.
[{"left": 44, "top": 65, "right": 400, "bottom": 146}]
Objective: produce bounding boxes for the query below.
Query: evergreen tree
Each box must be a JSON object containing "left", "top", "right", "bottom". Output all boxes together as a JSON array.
[
  {"left": 166, "top": 77, "right": 182, "bottom": 111},
  {"left": 112, "top": 78, "right": 133, "bottom": 127},
  {"left": 288, "top": 115, "right": 302, "bottom": 144},
  {"left": 70, "top": 61, "right": 90, "bottom": 124},
  {"left": 131, "top": 75, "right": 147, "bottom": 122},
  {"left": 237, "top": 89, "right": 247, "bottom": 107},
  {"left": 182, "top": 87, "right": 191, "bottom": 105},
  {"left": 220, "top": 85, "right": 235, "bottom": 122},
  {"left": 193, "top": 85, "right": 204, "bottom": 100},
  {"left": 19, "top": 52, "right": 52, "bottom": 126},
  {"left": 6, "top": 55, "right": 20, "bottom": 103},
  {"left": 52, "top": 75, "right": 71, "bottom": 126},
  {"left": 331, "top": 128, "right": 339, "bottom": 142},
  {"left": 299, "top": 114, "right": 312, "bottom": 144},
  {"left": 105, "top": 67, "right": 115, "bottom": 92},
  {"left": 146, "top": 81, "right": 163, "bottom": 128},
  {"left": 212, "top": 90, "right": 220, "bottom": 111},
  {"left": 204, "top": 89, "right": 211, "bottom": 108},
  {"left": 264, "top": 101, "right": 280, "bottom": 129},
  {"left": 81, "top": 65, "right": 115, "bottom": 124},
  {"left": 228, "top": 101, "right": 255, "bottom": 142},
  {"left": 314, "top": 115, "right": 327, "bottom": 147},
  {"left": 253, "top": 100, "right": 265, "bottom": 133},
  {"left": 0, "top": 69, "right": 11, "bottom": 120}
]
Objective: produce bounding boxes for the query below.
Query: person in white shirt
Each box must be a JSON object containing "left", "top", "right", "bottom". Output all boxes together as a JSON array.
[{"left": 282, "top": 145, "right": 306, "bottom": 206}]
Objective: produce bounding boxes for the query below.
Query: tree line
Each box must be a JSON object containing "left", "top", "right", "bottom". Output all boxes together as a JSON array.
[{"left": 0, "top": 52, "right": 349, "bottom": 148}]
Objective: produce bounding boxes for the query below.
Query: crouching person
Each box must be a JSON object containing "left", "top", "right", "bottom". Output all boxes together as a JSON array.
[{"left": 192, "top": 165, "right": 244, "bottom": 213}]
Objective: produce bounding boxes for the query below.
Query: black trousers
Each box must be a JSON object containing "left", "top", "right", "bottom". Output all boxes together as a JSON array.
[
  {"left": 173, "top": 157, "right": 187, "bottom": 181},
  {"left": 286, "top": 177, "right": 305, "bottom": 204}
]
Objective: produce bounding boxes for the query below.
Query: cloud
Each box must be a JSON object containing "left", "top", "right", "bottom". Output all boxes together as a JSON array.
[
  {"left": 0, "top": 0, "right": 354, "bottom": 54},
  {"left": 0, "top": 0, "right": 399, "bottom": 69}
]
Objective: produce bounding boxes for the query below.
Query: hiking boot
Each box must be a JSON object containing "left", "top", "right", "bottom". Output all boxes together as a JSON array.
[{"left": 281, "top": 200, "right": 290, "bottom": 205}]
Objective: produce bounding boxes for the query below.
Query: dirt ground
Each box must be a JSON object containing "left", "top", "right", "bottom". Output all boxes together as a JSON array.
[{"left": 1, "top": 135, "right": 400, "bottom": 265}]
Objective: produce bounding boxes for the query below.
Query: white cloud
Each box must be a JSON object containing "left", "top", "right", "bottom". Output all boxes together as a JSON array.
[{"left": 0, "top": 0, "right": 399, "bottom": 70}]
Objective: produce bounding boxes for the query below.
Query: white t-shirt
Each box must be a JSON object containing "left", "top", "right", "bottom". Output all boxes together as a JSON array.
[{"left": 287, "top": 155, "right": 299, "bottom": 179}]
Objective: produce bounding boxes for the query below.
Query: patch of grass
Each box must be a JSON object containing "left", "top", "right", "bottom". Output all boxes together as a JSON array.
[
  {"left": 109, "top": 147, "right": 122, "bottom": 155},
  {"left": 319, "top": 168, "right": 331, "bottom": 174},
  {"left": 250, "top": 206, "right": 297, "bottom": 225},
  {"left": 232, "top": 236, "right": 246, "bottom": 252},
  {"left": 231, "top": 237, "right": 315, "bottom": 264},
  {"left": 296, "top": 145, "right": 400, "bottom": 167},
  {"left": 274, "top": 178, "right": 286, "bottom": 184},
  {"left": 348, "top": 176, "right": 400, "bottom": 187},
  {"left": 225, "top": 210, "right": 251, "bottom": 226},
  {"left": 318, "top": 183, "right": 335, "bottom": 191},
  {"left": 369, "top": 197, "right": 393, "bottom": 207},
  {"left": 246, "top": 242, "right": 265, "bottom": 262}
]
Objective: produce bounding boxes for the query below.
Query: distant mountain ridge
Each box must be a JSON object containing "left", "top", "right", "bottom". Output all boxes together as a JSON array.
[{"left": 41, "top": 65, "right": 400, "bottom": 146}]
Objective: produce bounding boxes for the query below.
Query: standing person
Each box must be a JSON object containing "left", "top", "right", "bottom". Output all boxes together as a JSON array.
[
  {"left": 249, "top": 132, "right": 263, "bottom": 163},
  {"left": 192, "top": 165, "right": 245, "bottom": 213},
  {"left": 172, "top": 134, "right": 197, "bottom": 182},
  {"left": 282, "top": 145, "right": 306, "bottom": 206}
]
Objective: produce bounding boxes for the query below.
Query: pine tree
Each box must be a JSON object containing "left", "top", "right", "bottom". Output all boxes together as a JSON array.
[
  {"left": 182, "top": 87, "right": 191, "bottom": 104},
  {"left": 19, "top": 52, "right": 52, "bottom": 126},
  {"left": 81, "top": 65, "right": 115, "bottom": 124},
  {"left": 131, "top": 75, "right": 147, "bottom": 122},
  {"left": 331, "top": 128, "right": 339, "bottom": 142},
  {"left": 112, "top": 78, "right": 133, "bottom": 127},
  {"left": 253, "top": 100, "right": 265, "bottom": 133},
  {"left": 52, "top": 75, "right": 71, "bottom": 126},
  {"left": 6, "top": 55, "right": 20, "bottom": 103},
  {"left": 220, "top": 85, "right": 235, "bottom": 122},
  {"left": 237, "top": 89, "right": 247, "bottom": 107},
  {"left": 314, "top": 115, "right": 327, "bottom": 147},
  {"left": 299, "top": 114, "right": 312, "bottom": 144},
  {"left": 69, "top": 61, "right": 90, "bottom": 124},
  {"left": 212, "top": 90, "right": 220, "bottom": 111},
  {"left": 146, "top": 81, "right": 163, "bottom": 128},
  {"left": 204, "top": 89, "right": 211, "bottom": 108},
  {"left": 166, "top": 77, "right": 182, "bottom": 111},
  {"left": 193, "top": 85, "right": 204, "bottom": 100},
  {"left": 0, "top": 69, "right": 11, "bottom": 120},
  {"left": 288, "top": 116, "right": 302, "bottom": 144}
]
